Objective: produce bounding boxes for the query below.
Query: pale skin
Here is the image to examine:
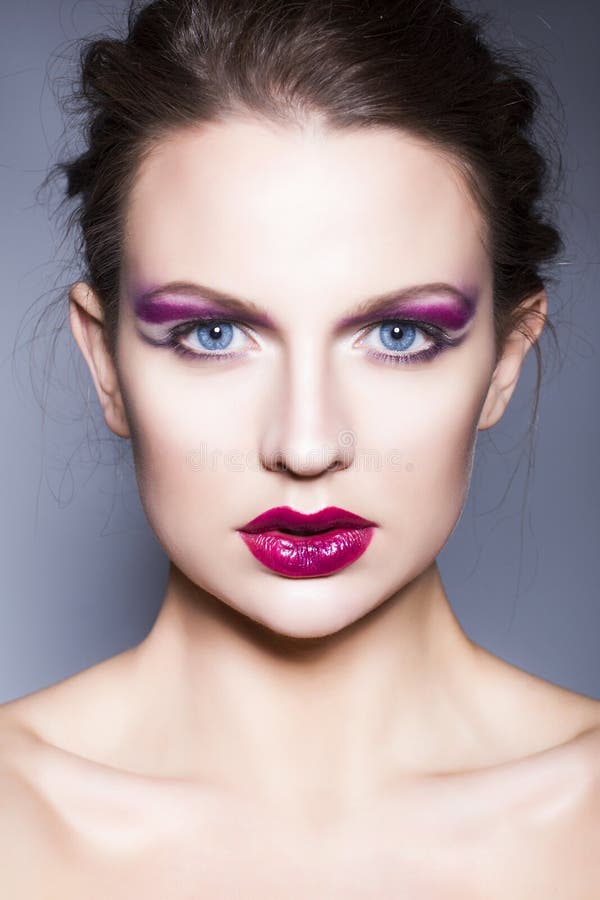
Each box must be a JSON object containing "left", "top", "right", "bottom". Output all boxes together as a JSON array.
[{"left": 1, "top": 117, "right": 599, "bottom": 898}]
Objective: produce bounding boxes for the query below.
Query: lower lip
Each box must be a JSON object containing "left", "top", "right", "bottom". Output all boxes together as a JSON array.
[{"left": 238, "top": 527, "right": 375, "bottom": 577}]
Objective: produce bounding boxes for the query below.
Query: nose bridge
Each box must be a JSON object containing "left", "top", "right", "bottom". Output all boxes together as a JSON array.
[{"left": 260, "top": 336, "right": 353, "bottom": 475}]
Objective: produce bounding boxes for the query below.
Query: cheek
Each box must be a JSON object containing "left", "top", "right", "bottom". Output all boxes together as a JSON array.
[
  {"left": 368, "top": 372, "right": 486, "bottom": 555},
  {"left": 116, "top": 364, "right": 256, "bottom": 533}
]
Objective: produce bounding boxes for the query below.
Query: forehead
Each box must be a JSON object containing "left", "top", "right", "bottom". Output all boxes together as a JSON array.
[{"left": 122, "top": 117, "right": 490, "bottom": 304}]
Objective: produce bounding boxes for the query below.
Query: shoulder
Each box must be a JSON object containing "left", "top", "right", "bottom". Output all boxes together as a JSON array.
[
  {"left": 0, "top": 647, "right": 139, "bottom": 764},
  {"left": 0, "top": 707, "right": 52, "bottom": 817},
  {"left": 469, "top": 643, "right": 600, "bottom": 758},
  {"left": 467, "top": 651, "right": 600, "bottom": 895},
  {"left": 0, "top": 710, "right": 69, "bottom": 898},
  {"left": 446, "top": 696, "right": 600, "bottom": 898},
  {"left": 502, "top": 727, "right": 600, "bottom": 897},
  {"left": 0, "top": 655, "right": 137, "bottom": 886}
]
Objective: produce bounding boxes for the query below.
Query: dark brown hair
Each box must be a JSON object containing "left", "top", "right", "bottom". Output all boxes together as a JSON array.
[{"left": 41, "top": 0, "right": 564, "bottom": 429}]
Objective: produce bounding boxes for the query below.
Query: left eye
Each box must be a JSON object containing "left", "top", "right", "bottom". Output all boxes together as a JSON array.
[
  {"left": 362, "top": 321, "right": 426, "bottom": 354},
  {"left": 187, "top": 322, "right": 231, "bottom": 350}
]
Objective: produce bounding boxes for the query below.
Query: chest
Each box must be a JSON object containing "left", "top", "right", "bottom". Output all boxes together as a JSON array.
[
  {"left": 19, "top": 745, "right": 600, "bottom": 900},
  {"left": 31, "top": 803, "right": 595, "bottom": 900},
  {"left": 42, "top": 832, "right": 475, "bottom": 900}
]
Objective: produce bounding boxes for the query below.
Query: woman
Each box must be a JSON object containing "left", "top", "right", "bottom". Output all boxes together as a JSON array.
[{"left": 1, "top": 0, "right": 598, "bottom": 895}]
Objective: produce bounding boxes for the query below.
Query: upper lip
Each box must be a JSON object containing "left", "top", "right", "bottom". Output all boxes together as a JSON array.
[{"left": 239, "top": 505, "right": 377, "bottom": 535}]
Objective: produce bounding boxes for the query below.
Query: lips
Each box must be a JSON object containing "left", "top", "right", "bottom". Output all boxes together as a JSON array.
[{"left": 237, "top": 505, "right": 377, "bottom": 577}]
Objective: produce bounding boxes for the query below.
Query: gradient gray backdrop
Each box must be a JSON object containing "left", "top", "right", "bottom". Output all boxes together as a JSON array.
[{"left": 1, "top": 0, "right": 598, "bottom": 702}]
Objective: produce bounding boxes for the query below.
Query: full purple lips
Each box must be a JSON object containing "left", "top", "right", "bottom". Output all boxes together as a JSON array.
[{"left": 237, "top": 505, "right": 378, "bottom": 577}]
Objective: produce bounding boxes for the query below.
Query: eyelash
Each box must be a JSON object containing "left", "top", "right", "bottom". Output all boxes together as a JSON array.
[{"left": 160, "top": 316, "right": 457, "bottom": 366}]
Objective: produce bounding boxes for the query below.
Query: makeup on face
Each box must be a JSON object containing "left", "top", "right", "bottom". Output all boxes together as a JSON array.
[
  {"left": 130, "top": 279, "right": 478, "bottom": 366},
  {"left": 133, "top": 287, "right": 276, "bottom": 331},
  {"left": 133, "top": 280, "right": 476, "bottom": 331}
]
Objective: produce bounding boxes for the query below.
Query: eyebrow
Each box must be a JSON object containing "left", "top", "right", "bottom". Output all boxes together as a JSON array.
[{"left": 133, "top": 280, "right": 476, "bottom": 331}]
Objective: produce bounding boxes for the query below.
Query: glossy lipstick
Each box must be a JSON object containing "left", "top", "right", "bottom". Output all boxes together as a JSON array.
[{"left": 237, "top": 505, "right": 377, "bottom": 577}]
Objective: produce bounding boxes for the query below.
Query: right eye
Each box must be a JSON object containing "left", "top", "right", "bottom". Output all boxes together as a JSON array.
[{"left": 166, "top": 318, "right": 255, "bottom": 361}]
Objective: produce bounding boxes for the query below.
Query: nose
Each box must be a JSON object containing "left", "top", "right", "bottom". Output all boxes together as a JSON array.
[{"left": 258, "top": 344, "right": 356, "bottom": 478}]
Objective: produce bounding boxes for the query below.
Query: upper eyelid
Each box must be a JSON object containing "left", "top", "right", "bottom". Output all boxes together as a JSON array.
[
  {"left": 134, "top": 281, "right": 476, "bottom": 329},
  {"left": 169, "top": 312, "right": 448, "bottom": 337}
]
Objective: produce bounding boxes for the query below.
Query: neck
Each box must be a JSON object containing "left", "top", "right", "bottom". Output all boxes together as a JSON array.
[{"left": 124, "top": 559, "right": 482, "bottom": 813}]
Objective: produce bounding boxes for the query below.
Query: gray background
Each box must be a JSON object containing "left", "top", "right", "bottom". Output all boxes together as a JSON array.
[{"left": 0, "top": 0, "right": 598, "bottom": 703}]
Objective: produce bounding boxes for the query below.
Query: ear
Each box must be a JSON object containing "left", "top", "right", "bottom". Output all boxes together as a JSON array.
[
  {"left": 477, "top": 290, "right": 548, "bottom": 432},
  {"left": 69, "top": 281, "right": 130, "bottom": 439}
]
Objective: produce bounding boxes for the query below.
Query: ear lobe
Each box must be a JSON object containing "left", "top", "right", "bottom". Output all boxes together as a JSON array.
[
  {"left": 69, "top": 281, "right": 130, "bottom": 439},
  {"left": 477, "top": 290, "right": 548, "bottom": 432}
]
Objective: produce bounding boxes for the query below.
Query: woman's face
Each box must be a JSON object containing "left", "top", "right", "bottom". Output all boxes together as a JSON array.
[{"left": 110, "top": 117, "right": 499, "bottom": 636}]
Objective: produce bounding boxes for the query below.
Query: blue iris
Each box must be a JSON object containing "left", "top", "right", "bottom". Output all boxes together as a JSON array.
[
  {"left": 379, "top": 322, "right": 416, "bottom": 351},
  {"left": 194, "top": 322, "right": 234, "bottom": 351}
]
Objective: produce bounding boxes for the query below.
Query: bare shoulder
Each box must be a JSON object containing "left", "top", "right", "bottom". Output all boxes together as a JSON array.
[
  {"left": 0, "top": 709, "right": 69, "bottom": 898},
  {"left": 470, "top": 642, "right": 600, "bottom": 754},
  {"left": 489, "top": 726, "right": 600, "bottom": 898},
  {"left": 0, "top": 655, "right": 136, "bottom": 896},
  {"left": 464, "top": 649, "right": 600, "bottom": 896},
  {"left": 0, "top": 647, "right": 138, "bottom": 763},
  {"left": 0, "top": 707, "right": 50, "bottom": 820}
]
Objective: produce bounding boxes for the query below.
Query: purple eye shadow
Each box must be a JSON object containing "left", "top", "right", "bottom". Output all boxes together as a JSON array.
[
  {"left": 385, "top": 299, "right": 475, "bottom": 331},
  {"left": 132, "top": 279, "right": 478, "bottom": 334},
  {"left": 136, "top": 298, "right": 228, "bottom": 325},
  {"left": 335, "top": 288, "right": 477, "bottom": 334},
  {"left": 134, "top": 295, "right": 276, "bottom": 330}
]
